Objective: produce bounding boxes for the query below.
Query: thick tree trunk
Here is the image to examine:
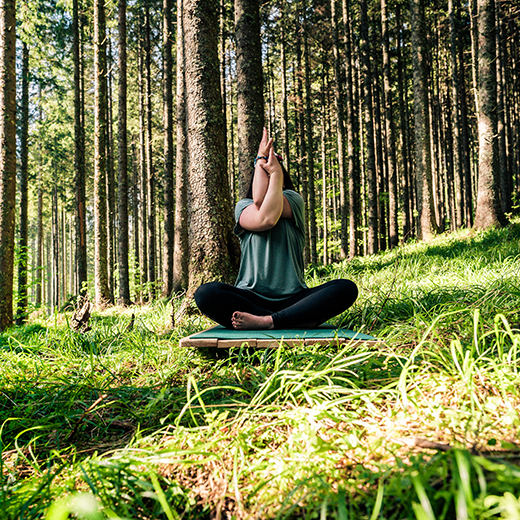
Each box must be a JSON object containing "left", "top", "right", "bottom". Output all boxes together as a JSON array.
[
  {"left": 280, "top": 0, "right": 290, "bottom": 176},
  {"left": 234, "top": 0, "right": 264, "bottom": 198},
  {"left": 117, "top": 0, "right": 131, "bottom": 305},
  {"left": 173, "top": 0, "right": 189, "bottom": 292},
  {"left": 474, "top": 0, "right": 505, "bottom": 228},
  {"left": 410, "top": 0, "right": 438, "bottom": 240},
  {"left": 16, "top": 41, "right": 29, "bottom": 325},
  {"left": 183, "top": 0, "right": 240, "bottom": 294},
  {"left": 93, "top": 0, "right": 111, "bottom": 306},
  {"left": 162, "top": 0, "right": 175, "bottom": 297}
]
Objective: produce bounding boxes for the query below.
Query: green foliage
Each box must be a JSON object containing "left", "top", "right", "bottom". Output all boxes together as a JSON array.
[{"left": 1, "top": 223, "right": 520, "bottom": 518}]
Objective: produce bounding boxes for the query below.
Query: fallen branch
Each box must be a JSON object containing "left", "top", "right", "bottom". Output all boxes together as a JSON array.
[{"left": 391, "top": 436, "right": 452, "bottom": 452}]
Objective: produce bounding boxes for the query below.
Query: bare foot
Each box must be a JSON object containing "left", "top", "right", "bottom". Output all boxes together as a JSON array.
[{"left": 231, "top": 312, "right": 274, "bottom": 330}]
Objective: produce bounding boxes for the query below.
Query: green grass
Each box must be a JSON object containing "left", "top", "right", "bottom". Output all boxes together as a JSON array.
[{"left": 1, "top": 222, "right": 520, "bottom": 519}]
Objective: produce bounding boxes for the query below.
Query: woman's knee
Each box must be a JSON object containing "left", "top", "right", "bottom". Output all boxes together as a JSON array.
[
  {"left": 331, "top": 279, "right": 358, "bottom": 306},
  {"left": 194, "top": 282, "right": 227, "bottom": 311}
]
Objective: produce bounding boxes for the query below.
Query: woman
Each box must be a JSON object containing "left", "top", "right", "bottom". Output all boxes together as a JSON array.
[{"left": 195, "top": 128, "right": 358, "bottom": 330}]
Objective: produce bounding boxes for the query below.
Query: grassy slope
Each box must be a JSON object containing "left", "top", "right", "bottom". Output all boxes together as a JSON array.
[{"left": 1, "top": 222, "right": 520, "bottom": 519}]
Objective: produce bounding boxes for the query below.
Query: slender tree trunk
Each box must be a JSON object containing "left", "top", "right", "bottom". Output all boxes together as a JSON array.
[
  {"left": 360, "top": 0, "right": 378, "bottom": 254},
  {"left": 93, "top": 0, "right": 111, "bottom": 306},
  {"left": 162, "top": 0, "right": 175, "bottom": 297},
  {"left": 381, "top": 0, "right": 398, "bottom": 248},
  {"left": 117, "top": 0, "right": 131, "bottom": 305},
  {"left": 396, "top": 4, "right": 412, "bottom": 240},
  {"left": 16, "top": 41, "right": 29, "bottom": 324},
  {"left": 296, "top": 17, "right": 310, "bottom": 265},
  {"left": 73, "top": 0, "right": 87, "bottom": 297},
  {"left": 280, "top": 0, "right": 290, "bottom": 175},
  {"left": 235, "top": 0, "right": 264, "bottom": 198},
  {"left": 474, "top": 0, "right": 505, "bottom": 228},
  {"left": 144, "top": 0, "right": 156, "bottom": 298},
  {"left": 173, "top": 0, "right": 189, "bottom": 291},
  {"left": 302, "top": 0, "right": 316, "bottom": 264},
  {"left": 106, "top": 35, "right": 116, "bottom": 301},
  {"left": 138, "top": 24, "right": 148, "bottom": 299},
  {"left": 184, "top": 0, "right": 240, "bottom": 295},
  {"left": 342, "top": 0, "right": 359, "bottom": 257},
  {"left": 449, "top": 0, "right": 465, "bottom": 228},
  {"left": 331, "top": 0, "right": 348, "bottom": 258},
  {"left": 410, "top": 0, "right": 438, "bottom": 240},
  {"left": 0, "top": 0, "right": 16, "bottom": 331}
]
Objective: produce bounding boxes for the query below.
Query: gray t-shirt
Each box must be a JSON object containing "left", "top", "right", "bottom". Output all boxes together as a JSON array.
[{"left": 234, "top": 189, "right": 307, "bottom": 300}]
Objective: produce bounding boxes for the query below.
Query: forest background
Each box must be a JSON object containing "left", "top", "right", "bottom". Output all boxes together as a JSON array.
[{"left": 0, "top": 0, "right": 518, "bottom": 328}]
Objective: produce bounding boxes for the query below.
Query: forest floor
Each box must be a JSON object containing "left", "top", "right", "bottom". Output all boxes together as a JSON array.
[{"left": 1, "top": 220, "right": 520, "bottom": 519}]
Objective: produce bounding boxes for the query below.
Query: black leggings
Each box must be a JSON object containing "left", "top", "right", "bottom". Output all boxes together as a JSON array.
[{"left": 194, "top": 279, "right": 358, "bottom": 329}]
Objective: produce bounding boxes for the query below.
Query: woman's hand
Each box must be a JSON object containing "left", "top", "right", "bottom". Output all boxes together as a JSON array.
[
  {"left": 261, "top": 147, "right": 283, "bottom": 178},
  {"left": 257, "top": 127, "right": 273, "bottom": 161}
]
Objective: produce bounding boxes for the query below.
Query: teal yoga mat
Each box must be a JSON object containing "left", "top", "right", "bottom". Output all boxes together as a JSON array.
[{"left": 180, "top": 324, "right": 379, "bottom": 348}]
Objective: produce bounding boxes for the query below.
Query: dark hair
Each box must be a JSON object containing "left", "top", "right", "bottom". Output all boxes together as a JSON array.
[{"left": 245, "top": 163, "right": 295, "bottom": 199}]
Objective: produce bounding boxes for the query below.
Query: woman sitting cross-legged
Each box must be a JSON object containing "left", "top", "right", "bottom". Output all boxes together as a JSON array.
[{"left": 195, "top": 128, "right": 358, "bottom": 330}]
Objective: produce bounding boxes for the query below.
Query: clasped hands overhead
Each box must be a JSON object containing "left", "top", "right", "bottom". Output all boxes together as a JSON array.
[{"left": 257, "top": 128, "right": 282, "bottom": 178}]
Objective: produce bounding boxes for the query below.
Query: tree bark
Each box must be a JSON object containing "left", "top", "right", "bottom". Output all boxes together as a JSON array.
[
  {"left": 410, "top": 0, "right": 438, "bottom": 240},
  {"left": 360, "top": 0, "right": 378, "bottom": 254},
  {"left": 144, "top": 0, "right": 156, "bottom": 297},
  {"left": 73, "top": 0, "right": 87, "bottom": 297},
  {"left": 117, "top": 0, "right": 131, "bottom": 305},
  {"left": 381, "top": 0, "right": 398, "bottom": 248},
  {"left": 183, "top": 0, "right": 240, "bottom": 294},
  {"left": 16, "top": 41, "right": 29, "bottom": 324},
  {"left": 0, "top": 0, "right": 16, "bottom": 331},
  {"left": 162, "top": 0, "right": 175, "bottom": 297},
  {"left": 234, "top": 0, "right": 264, "bottom": 198},
  {"left": 302, "top": 0, "right": 317, "bottom": 264},
  {"left": 93, "top": 0, "right": 111, "bottom": 306},
  {"left": 173, "top": 0, "right": 189, "bottom": 292},
  {"left": 474, "top": 0, "right": 505, "bottom": 228},
  {"left": 330, "top": 0, "right": 348, "bottom": 258}
]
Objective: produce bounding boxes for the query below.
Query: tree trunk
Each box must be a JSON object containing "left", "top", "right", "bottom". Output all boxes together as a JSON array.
[
  {"left": 234, "top": 0, "right": 264, "bottom": 198},
  {"left": 449, "top": 0, "right": 465, "bottom": 229},
  {"left": 330, "top": 0, "right": 348, "bottom": 258},
  {"left": 302, "top": 0, "right": 317, "bottom": 264},
  {"left": 162, "top": 0, "right": 175, "bottom": 297},
  {"left": 296, "top": 16, "right": 310, "bottom": 266},
  {"left": 173, "top": 0, "right": 189, "bottom": 292},
  {"left": 93, "top": 0, "right": 111, "bottom": 306},
  {"left": 0, "top": 0, "right": 16, "bottom": 331},
  {"left": 410, "top": 0, "right": 438, "bottom": 240},
  {"left": 16, "top": 41, "right": 29, "bottom": 325},
  {"left": 138, "top": 23, "right": 148, "bottom": 300},
  {"left": 360, "top": 0, "right": 378, "bottom": 254},
  {"left": 474, "top": 0, "right": 505, "bottom": 228},
  {"left": 73, "top": 0, "right": 87, "bottom": 297},
  {"left": 144, "top": 0, "right": 156, "bottom": 298},
  {"left": 280, "top": 0, "right": 290, "bottom": 176},
  {"left": 342, "top": 0, "right": 359, "bottom": 258},
  {"left": 381, "top": 0, "right": 398, "bottom": 248},
  {"left": 396, "top": 4, "right": 412, "bottom": 240},
  {"left": 117, "top": 0, "right": 131, "bottom": 305},
  {"left": 183, "top": 0, "right": 240, "bottom": 294}
]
